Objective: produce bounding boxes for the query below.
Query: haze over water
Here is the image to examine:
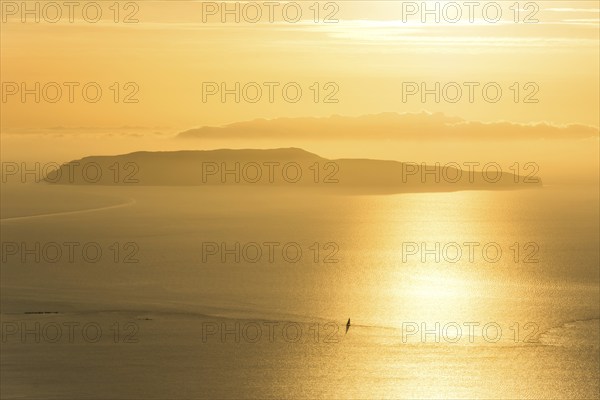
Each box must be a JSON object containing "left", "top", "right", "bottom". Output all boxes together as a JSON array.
[{"left": 1, "top": 1, "right": 599, "bottom": 398}]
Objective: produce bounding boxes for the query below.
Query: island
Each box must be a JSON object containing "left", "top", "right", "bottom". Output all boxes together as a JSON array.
[{"left": 42, "top": 148, "right": 542, "bottom": 193}]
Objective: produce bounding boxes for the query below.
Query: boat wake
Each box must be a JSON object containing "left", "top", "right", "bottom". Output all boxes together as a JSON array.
[{"left": 0, "top": 197, "right": 136, "bottom": 223}]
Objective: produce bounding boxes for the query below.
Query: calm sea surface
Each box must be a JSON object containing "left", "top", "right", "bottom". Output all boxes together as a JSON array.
[{"left": 1, "top": 184, "right": 598, "bottom": 399}]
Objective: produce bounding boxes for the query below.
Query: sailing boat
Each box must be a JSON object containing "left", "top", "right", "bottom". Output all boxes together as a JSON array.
[{"left": 345, "top": 318, "right": 351, "bottom": 334}]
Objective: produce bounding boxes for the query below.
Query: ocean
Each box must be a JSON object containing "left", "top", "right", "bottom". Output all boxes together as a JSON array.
[{"left": 1, "top": 183, "right": 598, "bottom": 399}]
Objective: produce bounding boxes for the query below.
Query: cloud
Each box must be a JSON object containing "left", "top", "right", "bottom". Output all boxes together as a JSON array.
[
  {"left": 177, "top": 112, "right": 599, "bottom": 141},
  {"left": 546, "top": 8, "right": 600, "bottom": 13}
]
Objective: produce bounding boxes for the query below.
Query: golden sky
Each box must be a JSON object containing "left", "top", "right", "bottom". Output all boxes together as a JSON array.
[{"left": 1, "top": 0, "right": 598, "bottom": 135}]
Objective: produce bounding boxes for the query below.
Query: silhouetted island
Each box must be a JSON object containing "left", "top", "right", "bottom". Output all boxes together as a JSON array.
[{"left": 42, "top": 148, "right": 542, "bottom": 193}]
